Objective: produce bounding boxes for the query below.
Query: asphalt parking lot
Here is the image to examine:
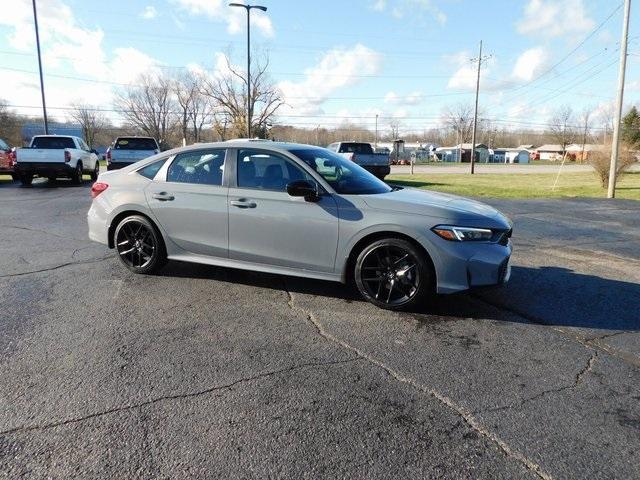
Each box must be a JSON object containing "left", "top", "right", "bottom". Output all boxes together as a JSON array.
[{"left": 1, "top": 176, "right": 639, "bottom": 479}]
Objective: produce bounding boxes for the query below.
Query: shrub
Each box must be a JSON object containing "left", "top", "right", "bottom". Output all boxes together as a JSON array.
[{"left": 589, "top": 144, "right": 636, "bottom": 188}]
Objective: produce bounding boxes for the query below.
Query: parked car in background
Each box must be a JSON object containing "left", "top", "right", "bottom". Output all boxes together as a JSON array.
[
  {"left": 0, "top": 139, "right": 16, "bottom": 180},
  {"left": 327, "top": 142, "right": 391, "bottom": 180},
  {"left": 15, "top": 135, "right": 99, "bottom": 185},
  {"left": 88, "top": 141, "right": 512, "bottom": 311},
  {"left": 106, "top": 136, "right": 159, "bottom": 170}
]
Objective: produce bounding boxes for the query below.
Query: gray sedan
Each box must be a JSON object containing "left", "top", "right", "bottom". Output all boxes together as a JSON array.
[{"left": 88, "top": 140, "right": 512, "bottom": 310}]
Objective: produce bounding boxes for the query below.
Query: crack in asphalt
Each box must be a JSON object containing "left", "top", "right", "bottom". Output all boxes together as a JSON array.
[
  {"left": 470, "top": 295, "right": 640, "bottom": 368},
  {"left": 480, "top": 351, "right": 598, "bottom": 414},
  {"left": 0, "top": 256, "right": 113, "bottom": 279},
  {"left": 283, "top": 286, "right": 552, "bottom": 480},
  {"left": 0, "top": 224, "right": 79, "bottom": 241},
  {"left": 0, "top": 357, "right": 361, "bottom": 436}
]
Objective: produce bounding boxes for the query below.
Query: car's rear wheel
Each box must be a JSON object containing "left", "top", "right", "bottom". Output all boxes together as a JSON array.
[
  {"left": 90, "top": 162, "right": 99, "bottom": 181},
  {"left": 73, "top": 162, "right": 83, "bottom": 184},
  {"left": 19, "top": 174, "right": 33, "bottom": 186},
  {"left": 354, "top": 238, "right": 432, "bottom": 311},
  {"left": 114, "top": 215, "right": 166, "bottom": 274}
]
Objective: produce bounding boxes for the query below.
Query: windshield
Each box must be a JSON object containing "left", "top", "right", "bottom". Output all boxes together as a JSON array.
[
  {"left": 115, "top": 138, "right": 158, "bottom": 150},
  {"left": 289, "top": 148, "right": 392, "bottom": 195},
  {"left": 31, "top": 137, "right": 75, "bottom": 149}
]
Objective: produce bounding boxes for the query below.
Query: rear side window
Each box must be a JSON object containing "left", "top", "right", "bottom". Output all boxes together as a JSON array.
[
  {"left": 115, "top": 138, "right": 158, "bottom": 150},
  {"left": 137, "top": 159, "right": 166, "bottom": 180},
  {"left": 0, "top": 139, "right": 8, "bottom": 151},
  {"left": 338, "top": 143, "right": 374, "bottom": 154},
  {"left": 31, "top": 137, "right": 75, "bottom": 149},
  {"left": 167, "top": 149, "right": 226, "bottom": 186}
]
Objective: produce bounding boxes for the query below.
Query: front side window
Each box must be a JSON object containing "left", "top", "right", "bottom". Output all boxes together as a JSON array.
[
  {"left": 289, "top": 148, "right": 392, "bottom": 195},
  {"left": 167, "top": 149, "right": 225, "bottom": 186},
  {"left": 237, "top": 149, "right": 314, "bottom": 192}
]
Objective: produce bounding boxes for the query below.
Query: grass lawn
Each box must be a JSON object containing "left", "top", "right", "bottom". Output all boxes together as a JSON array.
[{"left": 386, "top": 171, "right": 640, "bottom": 200}]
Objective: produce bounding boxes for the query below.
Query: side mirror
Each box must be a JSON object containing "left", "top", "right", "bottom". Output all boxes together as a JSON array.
[
  {"left": 90, "top": 149, "right": 98, "bottom": 155},
  {"left": 286, "top": 180, "right": 320, "bottom": 202}
]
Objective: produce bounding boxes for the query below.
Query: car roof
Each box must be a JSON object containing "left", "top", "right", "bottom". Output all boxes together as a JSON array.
[{"left": 158, "top": 140, "right": 325, "bottom": 157}]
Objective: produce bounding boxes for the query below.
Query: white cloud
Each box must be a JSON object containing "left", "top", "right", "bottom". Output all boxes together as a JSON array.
[
  {"left": 511, "top": 47, "right": 548, "bottom": 82},
  {"left": 278, "top": 44, "right": 384, "bottom": 116},
  {"left": 172, "top": 0, "right": 274, "bottom": 37},
  {"left": 516, "top": 0, "right": 594, "bottom": 38},
  {"left": 377, "top": 0, "right": 447, "bottom": 25},
  {"left": 141, "top": 6, "right": 158, "bottom": 19},
  {"left": 0, "top": 0, "right": 161, "bottom": 121},
  {"left": 371, "top": 0, "right": 386, "bottom": 12},
  {"left": 384, "top": 90, "right": 424, "bottom": 106}
]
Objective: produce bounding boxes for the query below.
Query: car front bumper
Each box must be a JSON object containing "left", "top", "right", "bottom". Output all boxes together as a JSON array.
[
  {"left": 15, "top": 162, "right": 75, "bottom": 178},
  {"left": 426, "top": 237, "right": 512, "bottom": 294}
]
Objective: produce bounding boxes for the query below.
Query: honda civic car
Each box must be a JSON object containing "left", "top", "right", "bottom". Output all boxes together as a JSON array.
[{"left": 87, "top": 140, "right": 512, "bottom": 310}]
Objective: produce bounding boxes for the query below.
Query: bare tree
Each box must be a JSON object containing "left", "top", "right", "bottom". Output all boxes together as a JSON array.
[
  {"left": 0, "top": 100, "right": 22, "bottom": 146},
  {"left": 548, "top": 105, "right": 577, "bottom": 160},
  {"left": 578, "top": 107, "right": 593, "bottom": 162},
  {"left": 442, "top": 103, "right": 476, "bottom": 145},
  {"left": 201, "top": 53, "right": 283, "bottom": 138},
  {"left": 389, "top": 119, "right": 401, "bottom": 140},
  {"left": 114, "top": 73, "right": 176, "bottom": 147},
  {"left": 69, "top": 103, "right": 109, "bottom": 147}
]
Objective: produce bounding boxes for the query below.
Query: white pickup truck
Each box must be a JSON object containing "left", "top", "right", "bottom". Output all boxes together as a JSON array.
[
  {"left": 15, "top": 135, "right": 99, "bottom": 186},
  {"left": 326, "top": 142, "right": 391, "bottom": 179},
  {"left": 106, "top": 136, "right": 159, "bottom": 170}
]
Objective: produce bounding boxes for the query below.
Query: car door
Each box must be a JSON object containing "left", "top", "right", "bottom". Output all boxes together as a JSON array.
[
  {"left": 145, "top": 148, "right": 229, "bottom": 258},
  {"left": 227, "top": 148, "right": 339, "bottom": 273}
]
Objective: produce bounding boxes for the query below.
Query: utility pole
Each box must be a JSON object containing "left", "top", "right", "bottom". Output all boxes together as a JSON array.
[
  {"left": 375, "top": 114, "right": 378, "bottom": 149},
  {"left": 229, "top": 3, "right": 267, "bottom": 138},
  {"left": 32, "top": 0, "right": 48, "bottom": 134},
  {"left": 607, "top": 0, "right": 631, "bottom": 198},
  {"left": 469, "top": 40, "right": 487, "bottom": 174}
]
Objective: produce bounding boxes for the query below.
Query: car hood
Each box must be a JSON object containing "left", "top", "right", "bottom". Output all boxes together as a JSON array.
[{"left": 361, "top": 187, "right": 511, "bottom": 228}]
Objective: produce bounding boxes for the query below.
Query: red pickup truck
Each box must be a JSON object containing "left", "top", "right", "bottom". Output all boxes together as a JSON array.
[{"left": 0, "top": 138, "right": 16, "bottom": 180}]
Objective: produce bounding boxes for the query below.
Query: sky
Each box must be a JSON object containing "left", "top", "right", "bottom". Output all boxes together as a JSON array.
[{"left": 0, "top": 0, "right": 639, "bottom": 135}]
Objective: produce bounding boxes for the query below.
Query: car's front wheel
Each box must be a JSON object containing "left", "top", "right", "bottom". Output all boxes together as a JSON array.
[
  {"left": 114, "top": 215, "right": 166, "bottom": 274},
  {"left": 354, "top": 238, "right": 433, "bottom": 311}
]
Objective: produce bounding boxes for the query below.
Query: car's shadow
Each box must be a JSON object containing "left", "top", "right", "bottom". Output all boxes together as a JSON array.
[{"left": 158, "top": 262, "right": 640, "bottom": 331}]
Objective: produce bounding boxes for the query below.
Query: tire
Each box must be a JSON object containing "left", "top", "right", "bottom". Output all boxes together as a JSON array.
[
  {"left": 73, "top": 162, "right": 83, "bottom": 184},
  {"left": 90, "top": 162, "right": 99, "bottom": 181},
  {"left": 19, "top": 174, "right": 33, "bottom": 186},
  {"left": 114, "top": 215, "right": 166, "bottom": 274},
  {"left": 354, "top": 237, "right": 433, "bottom": 311}
]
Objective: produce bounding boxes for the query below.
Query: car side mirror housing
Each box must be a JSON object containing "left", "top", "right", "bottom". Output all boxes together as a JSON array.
[
  {"left": 90, "top": 149, "right": 98, "bottom": 155},
  {"left": 286, "top": 180, "right": 320, "bottom": 202}
]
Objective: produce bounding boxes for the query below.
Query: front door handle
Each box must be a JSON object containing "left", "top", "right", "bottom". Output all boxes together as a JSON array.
[
  {"left": 152, "top": 192, "right": 174, "bottom": 201},
  {"left": 230, "top": 199, "right": 257, "bottom": 209}
]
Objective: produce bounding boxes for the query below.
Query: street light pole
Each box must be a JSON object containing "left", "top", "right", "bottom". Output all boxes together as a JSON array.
[
  {"left": 229, "top": 3, "right": 267, "bottom": 138},
  {"left": 32, "top": 0, "right": 48, "bottom": 134},
  {"left": 607, "top": 0, "right": 631, "bottom": 199}
]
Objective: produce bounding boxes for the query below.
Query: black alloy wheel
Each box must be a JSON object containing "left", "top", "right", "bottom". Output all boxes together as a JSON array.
[
  {"left": 355, "top": 238, "right": 431, "bottom": 310},
  {"left": 114, "top": 215, "right": 166, "bottom": 274}
]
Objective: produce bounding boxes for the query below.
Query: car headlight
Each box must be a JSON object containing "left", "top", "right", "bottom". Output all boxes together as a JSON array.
[{"left": 432, "top": 225, "right": 494, "bottom": 242}]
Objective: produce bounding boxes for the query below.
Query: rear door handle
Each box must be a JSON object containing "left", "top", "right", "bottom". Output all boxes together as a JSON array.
[
  {"left": 152, "top": 192, "right": 174, "bottom": 201},
  {"left": 230, "top": 199, "right": 257, "bottom": 209}
]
